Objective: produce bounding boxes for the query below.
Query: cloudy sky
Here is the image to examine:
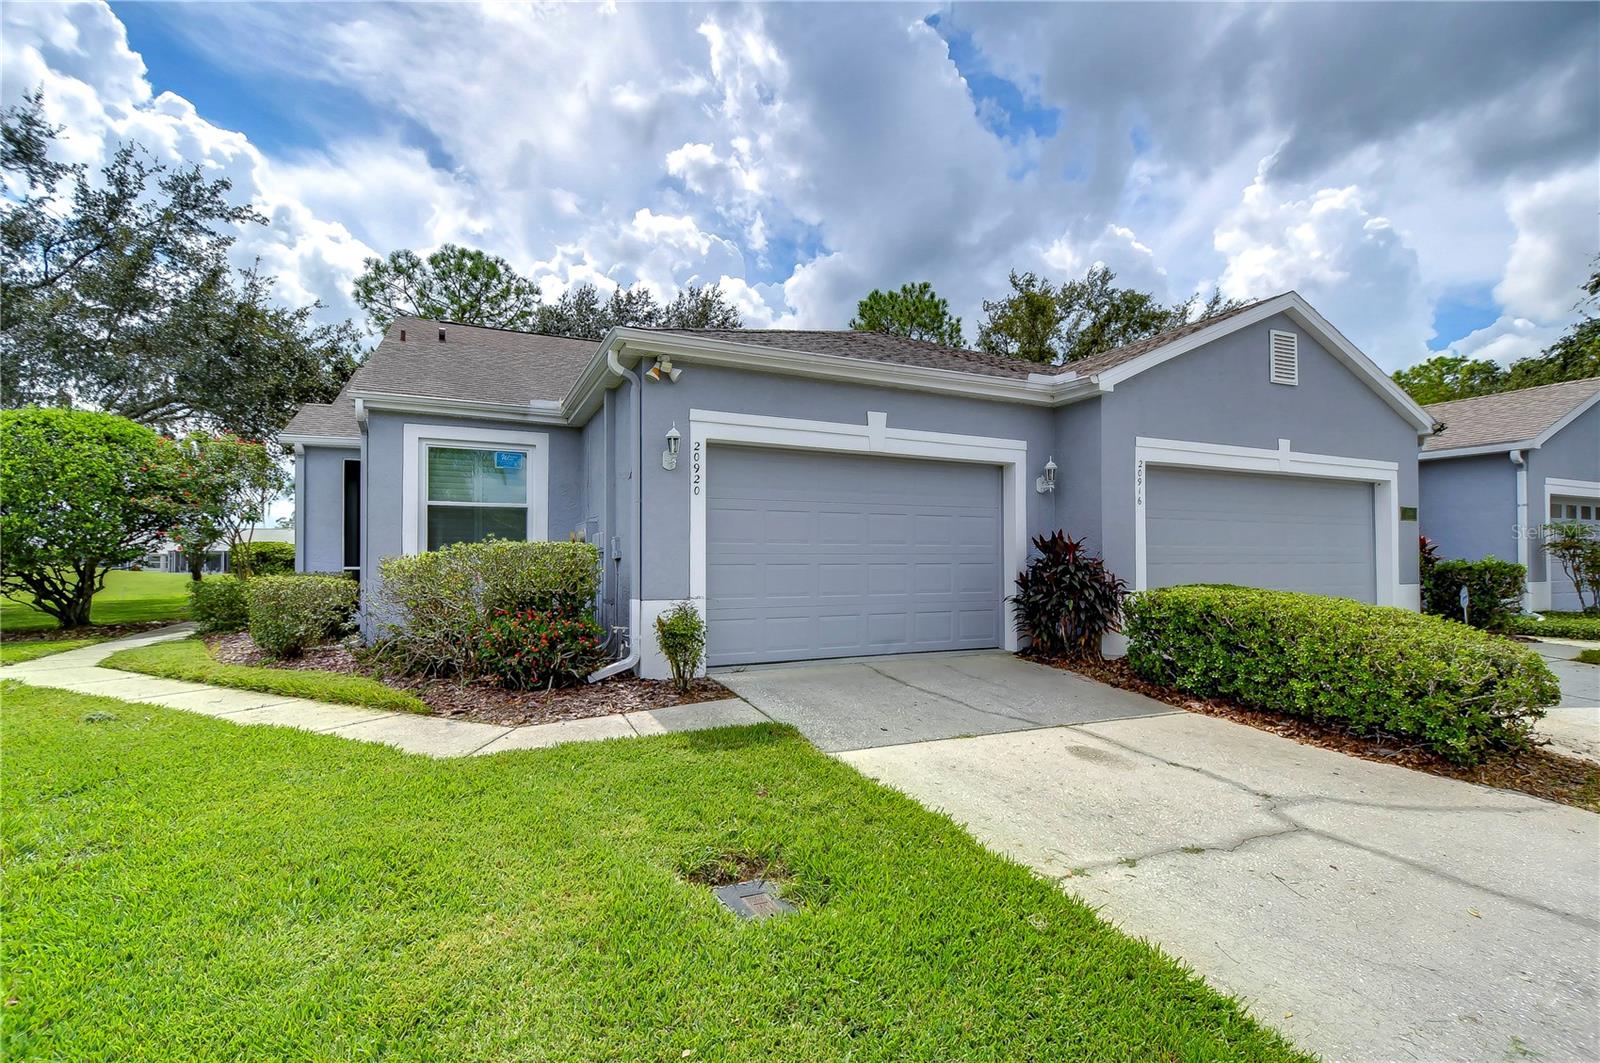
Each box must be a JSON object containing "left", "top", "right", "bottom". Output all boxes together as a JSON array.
[{"left": 4, "top": 1, "right": 1596, "bottom": 371}]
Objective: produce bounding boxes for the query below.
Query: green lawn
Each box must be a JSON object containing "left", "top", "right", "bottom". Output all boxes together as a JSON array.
[
  {"left": 1577, "top": 649, "right": 1600, "bottom": 666},
  {"left": 0, "top": 570, "right": 192, "bottom": 634},
  {"left": 1, "top": 684, "right": 1305, "bottom": 1061},
  {"left": 0, "top": 637, "right": 108, "bottom": 666},
  {"left": 103, "top": 637, "right": 427, "bottom": 713}
]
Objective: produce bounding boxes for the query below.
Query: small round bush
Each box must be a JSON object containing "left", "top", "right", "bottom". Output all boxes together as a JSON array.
[
  {"left": 654, "top": 601, "right": 706, "bottom": 693},
  {"left": 245, "top": 575, "right": 359, "bottom": 658},
  {"left": 189, "top": 575, "right": 249, "bottom": 633},
  {"left": 1013, "top": 531, "right": 1128, "bottom": 659},
  {"left": 478, "top": 608, "right": 608, "bottom": 689}
]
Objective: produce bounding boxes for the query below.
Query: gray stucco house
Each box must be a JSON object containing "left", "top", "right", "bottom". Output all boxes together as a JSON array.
[
  {"left": 281, "top": 292, "right": 1432, "bottom": 679},
  {"left": 1419, "top": 377, "right": 1600, "bottom": 612}
]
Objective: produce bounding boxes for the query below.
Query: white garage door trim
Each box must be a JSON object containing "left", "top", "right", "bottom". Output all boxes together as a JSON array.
[
  {"left": 1134, "top": 436, "right": 1402, "bottom": 607},
  {"left": 689, "top": 408, "right": 1029, "bottom": 654},
  {"left": 1534, "top": 477, "right": 1600, "bottom": 611}
]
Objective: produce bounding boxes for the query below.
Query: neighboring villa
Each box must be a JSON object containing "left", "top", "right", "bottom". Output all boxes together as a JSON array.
[
  {"left": 281, "top": 293, "right": 1433, "bottom": 679},
  {"left": 134, "top": 527, "right": 296, "bottom": 575},
  {"left": 1419, "top": 377, "right": 1600, "bottom": 611}
]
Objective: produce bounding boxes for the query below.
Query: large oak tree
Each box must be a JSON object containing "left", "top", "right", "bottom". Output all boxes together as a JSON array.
[{"left": 0, "top": 93, "right": 359, "bottom": 440}]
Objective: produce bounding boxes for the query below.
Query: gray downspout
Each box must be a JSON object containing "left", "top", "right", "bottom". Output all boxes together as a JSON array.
[{"left": 587, "top": 348, "right": 642, "bottom": 681}]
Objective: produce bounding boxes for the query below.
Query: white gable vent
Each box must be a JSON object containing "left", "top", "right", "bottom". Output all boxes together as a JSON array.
[{"left": 1269, "top": 329, "right": 1299, "bottom": 385}]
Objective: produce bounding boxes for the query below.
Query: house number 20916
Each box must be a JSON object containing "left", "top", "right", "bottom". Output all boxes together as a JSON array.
[{"left": 692, "top": 440, "right": 703, "bottom": 495}]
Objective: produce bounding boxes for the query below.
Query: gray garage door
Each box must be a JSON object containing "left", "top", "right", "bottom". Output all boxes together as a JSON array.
[
  {"left": 706, "top": 446, "right": 1002, "bottom": 666},
  {"left": 1146, "top": 467, "right": 1377, "bottom": 602},
  {"left": 1548, "top": 496, "right": 1599, "bottom": 611}
]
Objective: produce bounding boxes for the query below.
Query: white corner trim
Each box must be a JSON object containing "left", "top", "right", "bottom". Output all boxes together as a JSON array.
[
  {"left": 1545, "top": 477, "right": 1600, "bottom": 498},
  {"left": 401, "top": 423, "right": 550, "bottom": 554},
  {"left": 687, "top": 409, "right": 1029, "bottom": 654},
  {"left": 1133, "top": 435, "right": 1404, "bottom": 607}
]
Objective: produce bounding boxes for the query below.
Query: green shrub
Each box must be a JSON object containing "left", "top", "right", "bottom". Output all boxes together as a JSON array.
[
  {"left": 1124, "top": 585, "right": 1559, "bottom": 764},
  {"left": 376, "top": 539, "right": 601, "bottom": 676},
  {"left": 189, "top": 575, "right": 249, "bottom": 633},
  {"left": 1422, "top": 557, "right": 1525, "bottom": 629},
  {"left": 478, "top": 609, "right": 608, "bottom": 689},
  {"left": 230, "top": 540, "right": 295, "bottom": 577},
  {"left": 654, "top": 601, "right": 706, "bottom": 693},
  {"left": 245, "top": 575, "right": 359, "bottom": 658},
  {"left": 1500, "top": 612, "right": 1600, "bottom": 641},
  {"left": 1012, "top": 531, "right": 1128, "bottom": 659}
]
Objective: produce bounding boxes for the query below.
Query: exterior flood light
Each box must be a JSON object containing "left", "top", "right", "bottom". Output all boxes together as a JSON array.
[
  {"left": 646, "top": 355, "right": 682, "bottom": 383},
  {"left": 1036, "top": 457, "right": 1057, "bottom": 494},
  {"left": 663, "top": 423, "right": 681, "bottom": 470}
]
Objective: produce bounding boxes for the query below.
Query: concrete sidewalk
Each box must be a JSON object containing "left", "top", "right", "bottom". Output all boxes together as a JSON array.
[
  {"left": 0, "top": 625, "right": 768, "bottom": 757},
  {"left": 1531, "top": 639, "right": 1600, "bottom": 765}
]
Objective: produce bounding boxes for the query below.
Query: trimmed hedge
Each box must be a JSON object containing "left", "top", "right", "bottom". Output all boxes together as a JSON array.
[
  {"left": 189, "top": 575, "right": 249, "bottom": 633},
  {"left": 376, "top": 539, "right": 602, "bottom": 677},
  {"left": 1500, "top": 612, "right": 1600, "bottom": 641},
  {"left": 231, "top": 540, "right": 295, "bottom": 577},
  {"left": 245, "top": 575, "right": 359, "bottom": 658},
  {"left": 1124, "top": 585, "right": 1559, "bottom": 764},
  {"left": 1422, "top": 557, "right": 1525, "bottom": 629}
]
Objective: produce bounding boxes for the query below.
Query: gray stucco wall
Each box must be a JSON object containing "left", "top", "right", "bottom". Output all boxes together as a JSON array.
[
  {"left": 1097, "top": 312, "right": 1423, "bottom": 588},
  {"left": 1054, "top": 399, "right": 1103, "bottom": 555},
  {"left": 1418, "top": 452, "right": 1517, "bottom": 565},
  {"left": 1527, "top": 402, "right": 1599, "bottom": 585},
  {"left": 296, "top": 445, "right": 358, "bottom": 574},
  {"left": 635, "top": 363, "right": 1061, "bottom": 602},
  {"left": 359, "top": 409, "right": 586, "bottom": 610}
]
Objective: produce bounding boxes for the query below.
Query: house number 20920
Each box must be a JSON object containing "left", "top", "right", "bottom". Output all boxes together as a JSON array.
[{"left": 692, "top": 440, "right": 703, "bottom": 495}]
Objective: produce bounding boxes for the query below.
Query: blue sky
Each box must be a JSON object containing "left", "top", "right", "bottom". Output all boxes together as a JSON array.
[{"left": 6, "top": 1, "right": 1596, "bottom": 367}]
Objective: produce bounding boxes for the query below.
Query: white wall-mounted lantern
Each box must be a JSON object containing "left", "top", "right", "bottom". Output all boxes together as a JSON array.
[
  {"left": 663, "top": 423, "right": 681, "bottom": 470},
  {"left": 1036, "top": 456, "right": 1057, "bottom": 494},
  {"left": 646, "top": 355, "right": 682, "bottom": 383}
]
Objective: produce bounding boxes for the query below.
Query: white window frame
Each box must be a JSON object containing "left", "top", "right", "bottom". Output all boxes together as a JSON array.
[
  {"left": 686, "top": 409, "right": 1029, "bottom": 654},
  {"left": 402, "top": 424, "right": 549, "bottom": 554},
  {"left": 1134, "top": 436, "right": 1403, "bottom": 607},
  {"left": 1536, "top": 477, "right": 1600, "bottom": 610}
]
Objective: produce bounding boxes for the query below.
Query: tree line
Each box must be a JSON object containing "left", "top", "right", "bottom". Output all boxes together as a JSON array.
[{"left": 5, "top": 88, "right": 1595, "bottom": 452}]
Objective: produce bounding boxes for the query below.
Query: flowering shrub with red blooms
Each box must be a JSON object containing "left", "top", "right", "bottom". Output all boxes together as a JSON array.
[{"left": 478, "top": 609, "right": 609, "bottom": 690}]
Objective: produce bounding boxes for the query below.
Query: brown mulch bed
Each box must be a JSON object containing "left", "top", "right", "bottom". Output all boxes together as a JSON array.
[
  {"left": 1038, "top": 654, "right": 1600, "bottom": 813},
  {"left": 4, "top": 620, "right": 178, "bottom": 643},
  {"left": 208, "top": 632, "right": 733, "bottom": 727}
]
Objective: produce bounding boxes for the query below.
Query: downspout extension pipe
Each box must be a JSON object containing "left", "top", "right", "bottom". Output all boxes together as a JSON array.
[
  {"left": 1510, "top": 449, "right": 1531, "bottom": 613},
  {"left": 588, "top": 348, "right": 643, "bottom": 682}
]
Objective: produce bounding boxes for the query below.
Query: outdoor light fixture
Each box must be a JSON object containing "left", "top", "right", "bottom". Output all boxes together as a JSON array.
[
  {"left": 646, "top": 355, "right": 682, "bottom": 383},
  {"left": 1036, "top": 456, "right": 1057, "bottom": 494},
  {"left": 663, "top": 423, "right": 681, "bottom": 470}
]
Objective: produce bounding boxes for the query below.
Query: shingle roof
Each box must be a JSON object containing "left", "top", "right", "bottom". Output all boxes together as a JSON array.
[
  {"left": 352, "top": 317, "right": 595, "bottom": 405},
  {"left": 1422, "top": 376, "right": 1600, "bottom": 452},
  {"left": 279, "top": 299, "right": 1297, "bottom": 438},
  {"left": 661, "top": 328, "right": 1038, "bottom": 379},
  {"left": 281, "top": 386, "right": 359, "bottom": 439},
  {"left": 1064, "top": 297, "right": 1273, "bottom": 376}
]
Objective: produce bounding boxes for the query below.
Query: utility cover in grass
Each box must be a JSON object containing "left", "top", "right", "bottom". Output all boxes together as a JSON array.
[{"left": 713, "top": 878, "right": 795, "bottom": 920}]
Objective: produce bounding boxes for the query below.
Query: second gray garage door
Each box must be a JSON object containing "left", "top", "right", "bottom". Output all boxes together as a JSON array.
[
  {"left": 706, "top": 446, "right": 1002, "bottom": 667},
  {"left": 1146, "top": 467, "right": 1377, "bottom": 602}
]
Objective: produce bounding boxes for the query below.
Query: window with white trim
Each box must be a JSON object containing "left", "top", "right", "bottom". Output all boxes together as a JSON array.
[
  {"left": 424, "top": 445, "right": 530, "bottom": 549},
  {"left": 1269, "top": 329, "right": 1299, "bottom": 386}
]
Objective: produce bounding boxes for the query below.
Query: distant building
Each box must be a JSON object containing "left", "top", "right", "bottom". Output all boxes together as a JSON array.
[{"left": 133, "top": 527, "right": 295, "bottom": 574}]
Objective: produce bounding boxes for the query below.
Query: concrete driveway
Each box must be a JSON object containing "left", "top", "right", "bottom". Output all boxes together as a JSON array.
[{"left": 721, "top": 651, "right": 1600, "bottom": 1063}]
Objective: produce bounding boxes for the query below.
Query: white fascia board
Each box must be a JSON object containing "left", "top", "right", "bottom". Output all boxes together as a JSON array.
[
  {"left": 1531, "top": 388, "right": 1600, "bottom": 449},
  {"left": 279, "top": 434, "right": 361, "bottom": 449},
  {"left": 352, "top": 389, "right": 568, "bottom": 425},
  {"left": 1418, "top": 440, "right": 1533, "bottom": 461},
  {"left": 1092, "top": 293, "right": 1436, "bottom": 433}
]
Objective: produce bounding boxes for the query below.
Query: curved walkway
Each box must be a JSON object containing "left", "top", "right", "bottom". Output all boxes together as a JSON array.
[{"left": 0, "top": 625, "right": 767, "bottom": 757}]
